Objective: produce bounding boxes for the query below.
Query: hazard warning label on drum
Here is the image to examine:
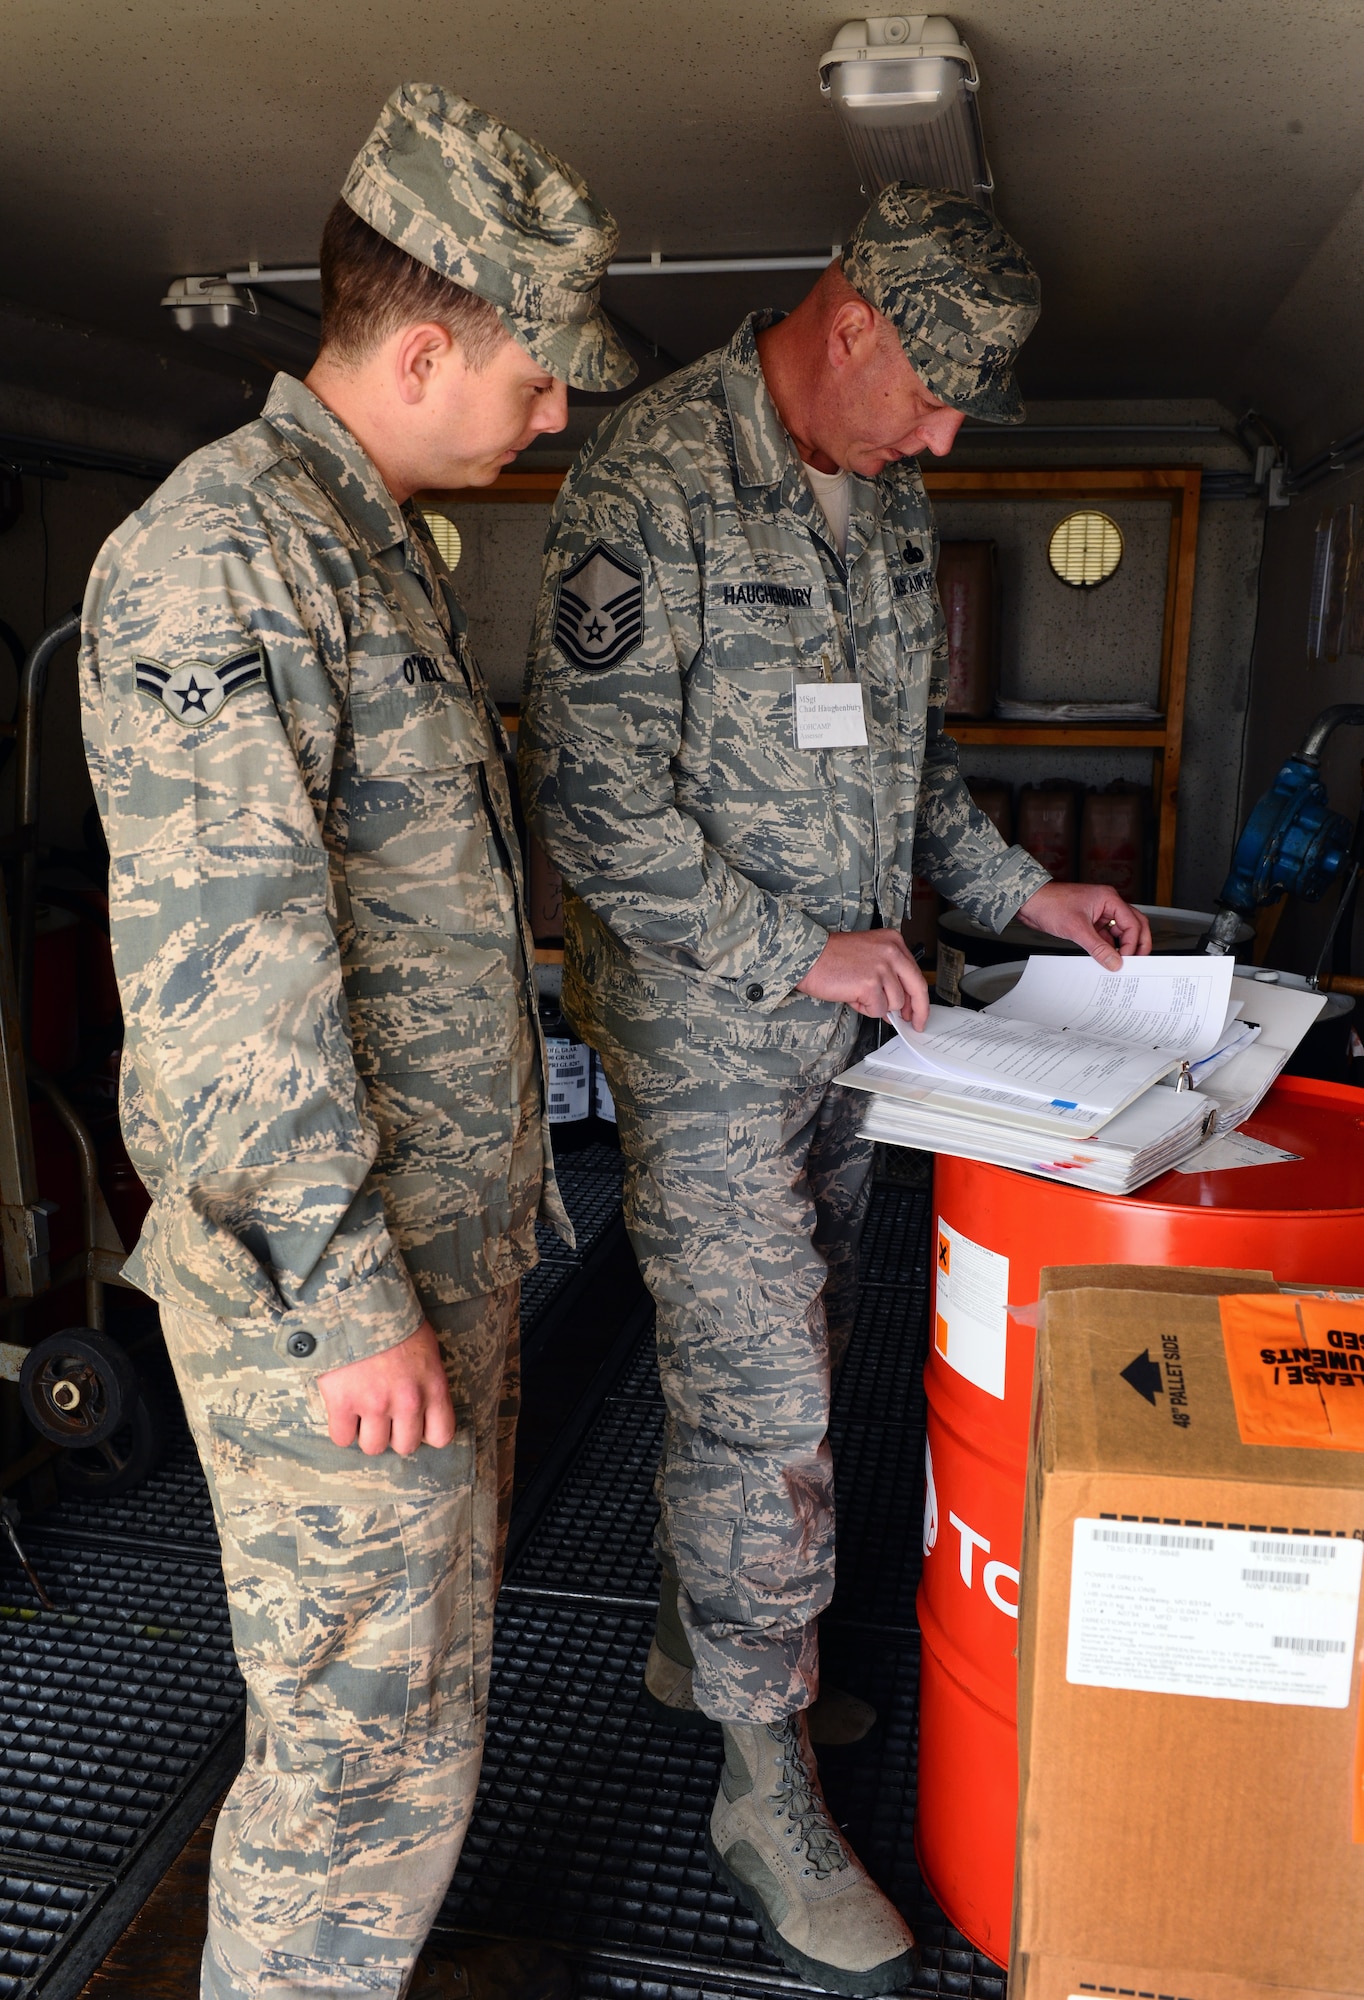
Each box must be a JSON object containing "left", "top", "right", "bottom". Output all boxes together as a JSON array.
[
  {"left": 934, "top": 1219, "right": 1009, "bottom": 1399},
  {"left": 1218, "top": 1293, "right": 1364, "bottom": 1452}
]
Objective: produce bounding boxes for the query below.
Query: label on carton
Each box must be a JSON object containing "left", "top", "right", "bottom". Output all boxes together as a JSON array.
[
  {"left": 1066, "top": 1518, "right": 1363, "bottom": 1707},
  {"left": 1218, "top": 1293, "right": 1364, "bottom": 1451},
  {"left": 934, "top": 1218, "right": 1009, "bottom": 1398}
]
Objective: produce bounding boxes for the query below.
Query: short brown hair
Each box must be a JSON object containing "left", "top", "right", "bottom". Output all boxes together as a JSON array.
[{"left": 317, "top": 198, "right": 509, "bottom": 369}]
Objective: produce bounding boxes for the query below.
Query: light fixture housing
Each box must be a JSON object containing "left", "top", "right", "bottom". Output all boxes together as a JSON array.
[
  {"left": 819, "top": 15, "right": 993, "bottom": 206},
  {"left": 162, "top": 275, "right": 319, "bottom": 374}
]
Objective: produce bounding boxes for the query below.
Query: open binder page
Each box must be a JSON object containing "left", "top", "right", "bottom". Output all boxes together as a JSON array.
[
  {"left": 873, "top": 1004, "right": 1179, "bottom": 1118},
  {"left": 981, "top": 952, "right": 1235, "bottom": 1061}
]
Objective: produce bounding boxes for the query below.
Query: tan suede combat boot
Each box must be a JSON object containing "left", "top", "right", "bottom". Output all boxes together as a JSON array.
[
  {"left": 643, "top": 1574, "right": 878, "bottom": 1746},
  {"left": 408, "top": 1939, "right": 574, "bottom": 1998},
  {"left": 707, "top": 1715, "right": 917, "bottom": 1997}
]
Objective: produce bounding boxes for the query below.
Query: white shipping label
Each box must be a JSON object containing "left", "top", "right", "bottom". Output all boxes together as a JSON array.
[
  {"left": 934, "top": 1219, "right": 1009, "bottom": 1399},
  {"left": 1067, "top": 1519, "right": 1364, "bottom": 1707},
  {"left": 545, "top": 1037, "right": 590, "bottom": 1124},
  {"left": 593, "top": 1057, "right": 617, "bottom": 1124},
  {"left": 794, "top": 680, "right": 869, "bottom": 749}
]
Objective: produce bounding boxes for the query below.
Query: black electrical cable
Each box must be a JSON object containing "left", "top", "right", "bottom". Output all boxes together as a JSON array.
[
  {"left": 1230, "top": 498, "right": 1272, "bottom": 842},
  {"left": 38, "top": 473, "right": 49, "bottom": 628}
]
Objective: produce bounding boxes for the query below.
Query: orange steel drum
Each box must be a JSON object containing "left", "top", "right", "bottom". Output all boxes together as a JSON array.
[{"left": 915, "top": 1074, "right": 1364, "bottom": 1963}]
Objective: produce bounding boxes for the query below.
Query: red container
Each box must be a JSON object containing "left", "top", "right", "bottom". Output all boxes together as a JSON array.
[
  {"left": 1080, "top": 783, "right": 1147, "bottom": 902},
  {"left": 1015, "top": 784, "right": 1078, "bottom": 881},
  {"left": 938, "top": 540, "right": 997, "bottom": 719},
  {"left": 915, "top": 1075, "right": 1364, "bottom": 1964}
]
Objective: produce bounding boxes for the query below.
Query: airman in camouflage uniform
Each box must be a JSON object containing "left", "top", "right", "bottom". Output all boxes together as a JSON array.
[
  {"left": 522, "top": 188, "right": 1140, "bottom": 1994},
  {"left": 82, "top": 83, "right": 633, "bottom": 2000}
]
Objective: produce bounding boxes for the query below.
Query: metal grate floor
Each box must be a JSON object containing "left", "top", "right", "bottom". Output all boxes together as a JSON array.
[
  {"left": 0, "top": 1538, "right": 242, "bottom": 1874},
  {"left": 0, "top": 1874, "right": 99, "bottom": 2000},
  {"left": 537, "top": 1148, "right": 628, "bottom": 1267},
  {"left": 506, "top": 1393, "right": 663, "bottom": 1602},
  {"left": 34, "top": 1425, "right": 218, "bottom": 1552}
]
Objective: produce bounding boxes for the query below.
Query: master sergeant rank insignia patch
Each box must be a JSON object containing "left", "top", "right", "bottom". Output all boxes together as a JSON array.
[
  {"left": 553, "top": 543, "right": 644, "bottom": 672},
  {"left": 135, "top": 646, "right": 267, "bottom": 725}
]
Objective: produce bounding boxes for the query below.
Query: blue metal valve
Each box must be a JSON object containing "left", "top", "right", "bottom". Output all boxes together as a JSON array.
[
  {"left": 1217, "top": 753, "right": 1352, "bottom": 915},
  {"left": 1210, "top": 705, "right": 1364, "bottom": 947}
]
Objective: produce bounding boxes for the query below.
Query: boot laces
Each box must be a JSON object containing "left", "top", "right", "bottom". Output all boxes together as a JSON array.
[{"left": 770, "top": 1723, "right": 850, "bottom": 1881}]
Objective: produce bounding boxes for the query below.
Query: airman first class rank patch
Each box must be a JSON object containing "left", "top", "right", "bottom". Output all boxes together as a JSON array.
[
  {"left": 135, "top": 647, "right": 266, "bottom": 725},
  {"left": 553, "top": 542, "right": 643, "bottom": 671}
]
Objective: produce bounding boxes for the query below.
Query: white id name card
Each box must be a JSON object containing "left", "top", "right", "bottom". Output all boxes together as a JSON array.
[{"left": 794, "top": 680, "right": 868, "bottom": 749}]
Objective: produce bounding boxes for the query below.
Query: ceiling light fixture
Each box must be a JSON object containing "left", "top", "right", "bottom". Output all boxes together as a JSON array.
[
  {"left": 162, "top": 275, "right": 319, "bottom": 374},
  {"left": 819, "top": 15, "right": 993, "bottom": 205}
]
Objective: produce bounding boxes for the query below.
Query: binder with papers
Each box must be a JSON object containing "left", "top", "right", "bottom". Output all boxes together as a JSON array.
[{"left": 836, "top": 956, "right": 1327, "bottom": 1195}]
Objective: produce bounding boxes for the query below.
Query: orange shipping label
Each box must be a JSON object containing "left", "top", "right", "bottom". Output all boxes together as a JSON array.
[{"left": 1218, "top": 1292, "right": 1364, "bottom": 1452}]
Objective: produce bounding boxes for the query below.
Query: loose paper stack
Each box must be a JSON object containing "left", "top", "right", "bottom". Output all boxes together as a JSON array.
[
  {"left": 992, "top": 697, "right": 1163, "bottom": 722},
  {"left": 838, "top": 956, "right": 1326, "bottom": 1195},
  {"left": 860, "top": 1082, "right": 1215, "bottom": 1194}
]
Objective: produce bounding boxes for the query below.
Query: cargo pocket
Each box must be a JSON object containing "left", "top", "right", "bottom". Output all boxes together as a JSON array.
[{"left": 289, "top": 1497, "right": 415, "bottom": 1754}]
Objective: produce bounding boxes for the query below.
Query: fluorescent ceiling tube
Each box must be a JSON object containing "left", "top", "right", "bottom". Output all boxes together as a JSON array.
[{"left": 819, "top": 15, "right": 993, "bottom": 205}]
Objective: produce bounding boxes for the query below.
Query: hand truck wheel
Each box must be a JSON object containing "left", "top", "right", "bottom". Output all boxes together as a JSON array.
[{"left": 19, "top": 1326, "right": 139, "bottom": 1448}]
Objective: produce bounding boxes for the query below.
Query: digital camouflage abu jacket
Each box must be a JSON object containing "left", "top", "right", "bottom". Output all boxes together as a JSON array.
[
  {"left": 519, "top": 311, "right": 1048, "bottom": 1054},
  {"left": 82, "top": 373, "right": 565, "bottom": 1373}
]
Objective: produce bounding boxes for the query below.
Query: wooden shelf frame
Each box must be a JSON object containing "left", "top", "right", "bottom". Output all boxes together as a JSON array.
[
  {"left": 923, "top": 465, "right": 1201, "bottom": 903},
  {"left": 437, "top": 463, "right": 1201, "bottom": 904}
]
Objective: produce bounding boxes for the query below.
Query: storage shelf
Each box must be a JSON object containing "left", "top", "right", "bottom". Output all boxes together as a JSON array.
[
  {"left": 948, "top": 721, "right": 1167, "bottom": 747},
  {"left": 926, "top": 466, "right": 1199, "bottom": 902}
]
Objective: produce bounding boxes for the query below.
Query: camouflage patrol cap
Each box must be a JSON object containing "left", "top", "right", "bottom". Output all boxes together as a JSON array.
[
  {"left": 841, "top": 186, "right": 1039, "bottom": 425},
  {"left": 341, "top": 83, "right": 636, "bottom": 393}
]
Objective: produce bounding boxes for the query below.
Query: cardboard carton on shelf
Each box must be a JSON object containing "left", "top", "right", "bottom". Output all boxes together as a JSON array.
[{"left": 1013, "top": 1264, "right": 1364, "bottom": 2000}]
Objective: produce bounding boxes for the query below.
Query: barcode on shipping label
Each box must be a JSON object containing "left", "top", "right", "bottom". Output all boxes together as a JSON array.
[{"left": 1067, "top": 1518, "right": 1363, "bottom": 1707}]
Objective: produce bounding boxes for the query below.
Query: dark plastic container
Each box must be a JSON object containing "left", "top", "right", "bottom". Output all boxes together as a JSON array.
[
  {"left": 1015, "top": 783, "right": 1077, "bottom": 880},
  {"left": 1080, "top": 782, "right": 1147, "bottom": 901},
  {"left": 938, "top": 540, "right": 997, "bottom": 719},
  {"left": 966, "top": 778, "right": 1013, "bottom": 847}
]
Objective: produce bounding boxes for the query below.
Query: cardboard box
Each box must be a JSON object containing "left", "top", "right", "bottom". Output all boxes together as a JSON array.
[{"left": 1012, "top": 1265, "right": 1364, "bottom": 2000}]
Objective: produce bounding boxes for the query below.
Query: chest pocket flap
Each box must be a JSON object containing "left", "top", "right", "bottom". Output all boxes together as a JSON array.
[{"left": 352, "top": 663, "right": 494, "bottom": 778}]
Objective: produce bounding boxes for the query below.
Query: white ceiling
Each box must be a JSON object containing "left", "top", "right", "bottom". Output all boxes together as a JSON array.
[{"left": 3, "top": 0, "right": 1364, "bottom": 449}]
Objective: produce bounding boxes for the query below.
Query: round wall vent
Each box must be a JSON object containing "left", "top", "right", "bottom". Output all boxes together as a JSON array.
[
  {"left": 1048, "top": 510, "right": 1122, "bottom": 588},
  {"left": 422, "top": 511, "right": 462, "bottom": 572}
]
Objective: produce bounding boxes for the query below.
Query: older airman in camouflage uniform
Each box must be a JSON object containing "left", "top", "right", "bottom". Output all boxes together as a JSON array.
[
  {"left": 521, "top": 187, "right": 1147, "bottom": 1994},
  {"left": 82, "top": 84, "right": 633, "bottom": 2000}
]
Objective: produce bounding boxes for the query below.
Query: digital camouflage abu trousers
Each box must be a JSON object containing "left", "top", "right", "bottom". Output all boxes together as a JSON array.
[
  {"left": 603, "top": 1008, "right": 875, "bottom": 1726},
  {"left": 161, "top": 1282, "right": 519, "bottom": 2000}
]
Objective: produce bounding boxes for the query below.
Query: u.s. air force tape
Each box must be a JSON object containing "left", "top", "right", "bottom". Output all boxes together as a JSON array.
[
  {"left": 552, "top": 543, "right": 643, "bottom": 671},
  {"left": 134, "top": 646, "right": 266, "bottom": 725}
]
